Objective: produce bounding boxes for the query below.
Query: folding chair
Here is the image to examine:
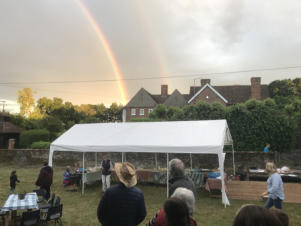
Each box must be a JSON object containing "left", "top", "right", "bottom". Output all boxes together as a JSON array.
[
  {"left": 43, "top": 204, "right": 63, "bottom": 226},
  {"left": 54, "top": 196, "right": 61, "bottom": 207},
  {"left": 20, "top": 209, "right": 40, "bottom": 226},
  {"left": 0, "top": 208, "right": 7, "bottom": 226}
]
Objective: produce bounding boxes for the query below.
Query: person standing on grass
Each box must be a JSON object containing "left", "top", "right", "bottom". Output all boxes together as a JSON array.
[
  {"left": 35, "top": 161, "right": 53, "bottom": 200},
  {"left": 97, "top": 162, "right": 146, "bottom": 226},
  {"left": 100, "top": 155, "right": 113, "bottom": 192},
  {"left": 262, "top": 162, "right": 284, "bottom": 210},
  {"left": 168, "top": 159, "right": 195, "bottom": 197},
  {"left": 10, "top": 170, "right": 20, "bottom": 193}
]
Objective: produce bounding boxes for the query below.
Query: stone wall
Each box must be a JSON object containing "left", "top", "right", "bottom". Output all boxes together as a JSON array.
[{"left": 1, "top": 149, "right": 300, "bottom": 172}]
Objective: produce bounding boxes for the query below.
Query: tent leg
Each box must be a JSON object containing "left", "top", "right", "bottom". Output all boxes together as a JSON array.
[
  {"left": 155, "top": 153, "right": 158, "bottom": 169},
  {"left": 190, "top": 153, "right": 192, "bottom": 171},
  {"left": 218, "top": 153, "right": 230, "bottom": 207},
  {"left": 82, "top": 152, "right": 85, "bottom": 195},
  {"left": 166, "top": 153, "right": 169, "bottom": 198},
  {"left": 121, "top": 152, "right": 126, "bottom": 162},
  {"left": 95, "top": 152, "right": 98, "bottom": 167},
  {"left": 232, "top": 144, "right": 235, "bottom": 176}
]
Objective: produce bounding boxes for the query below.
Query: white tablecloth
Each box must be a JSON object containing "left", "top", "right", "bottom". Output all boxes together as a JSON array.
[{"left": 2, "top": 193, "right": 39, "bottom": 212}]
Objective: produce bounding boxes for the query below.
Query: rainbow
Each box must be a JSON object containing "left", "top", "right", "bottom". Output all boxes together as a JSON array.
[{"left": 76, "top": 0, "right": 128, "bottom": 104}]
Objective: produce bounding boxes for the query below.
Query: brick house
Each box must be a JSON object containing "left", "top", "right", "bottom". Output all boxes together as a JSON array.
[{"left": 123, "top": 77, "right": 270, "bottom": 121}]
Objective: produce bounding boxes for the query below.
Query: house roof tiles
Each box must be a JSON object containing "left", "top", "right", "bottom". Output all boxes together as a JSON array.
[
  {"left": 125, "top": 88, "right": 157, "bottom": 107},
  {"left": 164, "top": 89, "right": 187, "bottom": 107}
]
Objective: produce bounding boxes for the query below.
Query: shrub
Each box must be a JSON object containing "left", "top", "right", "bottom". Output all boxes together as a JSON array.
[
  {"left": 30, "top": 141, "right": 51, "bottom": 149},
  {"left": 20, "top": 129, "right": 50, "bottom": 148}
]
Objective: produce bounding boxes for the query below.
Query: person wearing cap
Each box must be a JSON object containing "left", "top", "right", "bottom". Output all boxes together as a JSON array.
[{"left": 97, "top": 162, "right": 146, "bottom": 226}]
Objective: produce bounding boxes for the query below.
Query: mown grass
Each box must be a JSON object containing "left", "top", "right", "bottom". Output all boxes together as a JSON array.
[{"left": 0, "top": 163, "right": 301, "bottom": 226}]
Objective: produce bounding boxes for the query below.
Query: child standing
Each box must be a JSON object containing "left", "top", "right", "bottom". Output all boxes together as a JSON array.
[{"left": 10, "top": 170, "right": 20, "bottom": 193}]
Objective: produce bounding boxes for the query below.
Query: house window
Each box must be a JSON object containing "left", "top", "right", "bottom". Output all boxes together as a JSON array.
[
  {"left": 140, "top": 109, "right": 144, "bottom": 116},
  {"left": 131, "top": 108, "right": 136, "bottom": 116},
  {"left": 148, "top": 108, "right": 153, "bottom": 113}
]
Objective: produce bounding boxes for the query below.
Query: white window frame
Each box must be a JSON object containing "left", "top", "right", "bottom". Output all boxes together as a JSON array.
[
  {"left": 139, "top": 108, "right": 144, "bottom": 116},
  {"left": 131, "top": 108, "right": 136, "bottom": 116},
  {"left": 148, "top": 108, "right": 153, "bottom": 114}
]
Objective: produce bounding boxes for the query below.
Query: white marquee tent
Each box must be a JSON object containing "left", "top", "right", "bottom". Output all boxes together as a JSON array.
[{"left": 49, "top": 120, "right": 233, "bottom": 206}]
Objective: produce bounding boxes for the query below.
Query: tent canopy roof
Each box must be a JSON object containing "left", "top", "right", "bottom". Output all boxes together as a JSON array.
[{"left": 50, "top": 120, "right": 232, "bottom": 154}]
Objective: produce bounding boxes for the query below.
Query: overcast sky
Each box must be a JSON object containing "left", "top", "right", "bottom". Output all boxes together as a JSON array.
[{"left": 1, "top": 0, "right": 301, "bottom": 112}]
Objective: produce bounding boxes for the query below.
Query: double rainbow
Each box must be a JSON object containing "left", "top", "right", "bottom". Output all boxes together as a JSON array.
[{"left": 76, "top": 0, "right": 128, "bottom": 104}]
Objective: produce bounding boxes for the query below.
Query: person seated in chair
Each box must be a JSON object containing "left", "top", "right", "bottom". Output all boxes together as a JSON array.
[{"left": 63, "top": 166, "right": 72, "bottom": 186}]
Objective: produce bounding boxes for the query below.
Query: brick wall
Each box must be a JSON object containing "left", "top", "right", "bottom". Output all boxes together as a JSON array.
[
  {"left": 1, "top": 149, "right": 301, "bottom": 172},
  {"left": 125, "top": 107, "right": 154, "bottom": 121},
  {"left": 189, "top": 87, "right": 226, "bottom": 106}
]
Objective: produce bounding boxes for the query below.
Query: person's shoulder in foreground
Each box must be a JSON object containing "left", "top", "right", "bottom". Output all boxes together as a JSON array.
[
  {"left": 97, "top": 162, "right": 146, "bottom": 226},
  {"left": 233, "top": 204, "right": 283, "bottom": 226}
]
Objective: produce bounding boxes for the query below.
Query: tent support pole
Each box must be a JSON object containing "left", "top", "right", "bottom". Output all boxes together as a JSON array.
[
  {"left": 190, "top": 153, "right": 192, "bottom": 170},
  {"left": 232, "top": 144, "right": 235, "bottom": 176},
  {"left": 82, "top": 152, "right": 85, "bottom": 195},
  {"left": 95, "top": 152, "right": 97, "bottom": 167},
  {"left": 166, "top": 153, "right": 169, "bottom": 198},
  {"left": 155, "top": 153, "right": 158, "bottom": 169}
]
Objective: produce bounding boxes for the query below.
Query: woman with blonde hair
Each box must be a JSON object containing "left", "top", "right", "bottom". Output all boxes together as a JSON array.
[{"left": 262, "top": 162, "right": 284, "bottom": 209}]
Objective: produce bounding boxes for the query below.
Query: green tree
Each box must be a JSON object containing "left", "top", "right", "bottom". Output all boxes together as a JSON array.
[
  {"left": 149, "top": 104, "right": 167, "bottom": 120},
  {"left": 36, "top": 97, "right": 53, "bottom": 115},
  {"left": 293, "top": 78, "right": 301, "bottom": 97},
  {"left": 104, "top": 103, "right": 123, "bottom": 122},
  {"left": 269, "top": 79, "right": 297, "bottom": 98},
  {"left": 18, "top": 88, "right": 35, "bottom": 117}
]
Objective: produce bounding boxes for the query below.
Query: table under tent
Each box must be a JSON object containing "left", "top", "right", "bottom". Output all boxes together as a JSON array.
[{"left": 48, "top": 120, "right": 234, "bottom": 207}]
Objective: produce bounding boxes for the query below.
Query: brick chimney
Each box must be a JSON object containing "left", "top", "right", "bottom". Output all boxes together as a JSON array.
[
  {"left": 251, "top": 77, "right": 261, "bottom": 100},
  {"left": 201, "top": 79, "right": 211, "bottom": 86},
  {"left": 161, "top": 85, "right": 168, "bottom": 97}
]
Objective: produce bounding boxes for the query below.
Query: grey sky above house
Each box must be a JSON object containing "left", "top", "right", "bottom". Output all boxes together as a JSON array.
[{"left": 0, "top": 0, "right": 301, "bottom": 112}]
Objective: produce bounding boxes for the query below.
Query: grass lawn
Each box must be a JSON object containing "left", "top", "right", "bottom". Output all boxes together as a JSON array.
[{"left": 1, "top": 163, "right": 301, "bottom": 226}]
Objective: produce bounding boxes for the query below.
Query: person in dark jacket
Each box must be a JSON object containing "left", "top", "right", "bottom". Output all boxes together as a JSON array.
[
  {"left": 100, "top": 155, "right": 113, "bottom": 192},
  {"left": 35, "top": 161, "right": 53, "bottom": 200},
  {"left": 10, "top": 170, "right": 20, "bottom": 193},
  {"left": 97, "top": 162, "right": 146, "bottom": 226},
  {"left": 168, "top": 159, "right": 196, "bottom": 197}
]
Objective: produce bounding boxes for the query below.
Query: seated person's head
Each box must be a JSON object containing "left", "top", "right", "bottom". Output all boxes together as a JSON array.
[
  {"left": 233, "top": 204, "right": 282, "bottom": 226},
  {"left": 164, "top": 197, "right": 191, "bottom": 226},
  {"left": 66, "top": 166, "right": 70, "bottom": 172},
  {"left": 269, "top": 208, "right": 289, "bottom": 226},
  {"left": 169, "top": 159, "right": 184, "bottom": 178},
  {"left": 171, "top": 187, "right": 195, "bottom": 216}
]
